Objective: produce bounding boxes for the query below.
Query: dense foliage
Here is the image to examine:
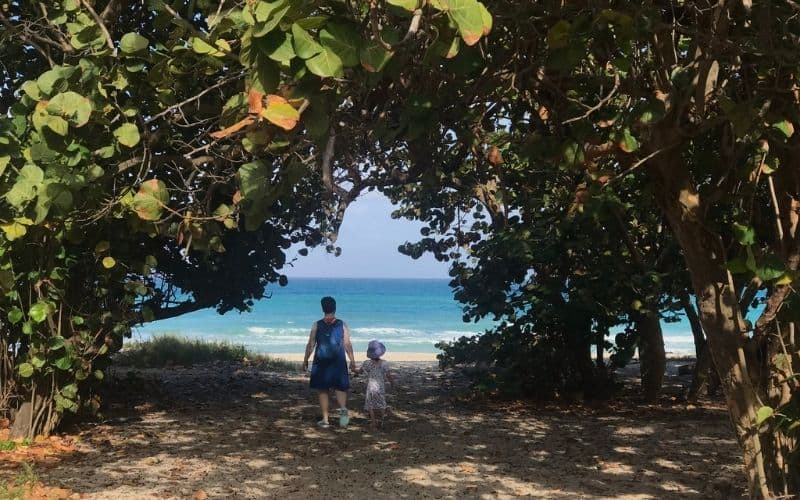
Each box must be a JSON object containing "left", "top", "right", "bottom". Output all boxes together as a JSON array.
[
  {"left": 3, "top": 0, "right": 800, "bottom": 497},
  {"left": 381, "top": 1, "right": 800, "bottom": 496},
  {"left": 0, "top": 0, "right": 490, "bottom": 438}
]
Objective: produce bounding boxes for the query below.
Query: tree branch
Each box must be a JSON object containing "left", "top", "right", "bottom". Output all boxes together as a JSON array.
[
  {"left": 562, "top": 71, "right": 621, "bottom": 125},
  {"left": 320, "top": 130, "right": 347, "bottom": 198},
  {"left": 605, "top": 143, "right": 679, "bottom": 186},
  {"left": 80, "top": 0, "right": 115, "bottom": 53},
  {"left": 0, "top": 12, "right": 54, "bottom": 67},
  {"left": 144, "top": 71, "right": 246, "bottom": 125},
  {"left": 369, "top": 1, "right": 422, "bottom": 50}
]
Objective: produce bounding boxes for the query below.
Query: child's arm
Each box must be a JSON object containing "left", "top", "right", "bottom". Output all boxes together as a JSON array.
[{"left": 385, "top": 366, "right": 395, "bottom": 386}]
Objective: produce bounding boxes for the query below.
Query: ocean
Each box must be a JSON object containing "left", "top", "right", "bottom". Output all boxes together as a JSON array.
[{"left": 134, "top": 277, "right": 698, "bottom": 356}]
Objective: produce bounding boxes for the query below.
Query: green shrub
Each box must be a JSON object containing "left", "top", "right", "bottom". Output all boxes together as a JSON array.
[{"left": 113, "top": 336, "right": 297, "bottom": 371}]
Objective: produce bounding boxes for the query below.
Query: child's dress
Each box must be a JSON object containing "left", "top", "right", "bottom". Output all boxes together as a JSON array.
[{"left": 361, "top": 359, "right": 389, "bottom": 411}]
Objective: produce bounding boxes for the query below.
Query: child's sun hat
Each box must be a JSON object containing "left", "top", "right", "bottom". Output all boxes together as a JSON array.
[{"left": 367, "top": 340, "right": 386, "bottom": 360}]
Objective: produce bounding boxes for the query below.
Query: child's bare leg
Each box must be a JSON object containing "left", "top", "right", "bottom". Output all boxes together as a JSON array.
[
  {"left": 378, "top": 408, "right": 385, "bottom": 428},
  {"left": 368, "top": 409, "right": 377, "bottom": 431}
]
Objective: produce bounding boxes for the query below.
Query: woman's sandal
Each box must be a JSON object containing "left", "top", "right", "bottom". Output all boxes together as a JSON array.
[{"left": 338, "top": 408, "right": 349, "bottom": 428}]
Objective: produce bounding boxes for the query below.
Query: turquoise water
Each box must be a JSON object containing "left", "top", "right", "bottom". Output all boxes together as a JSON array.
[{"left": 134, "top": 278, "right": 698, "bottom": 356}]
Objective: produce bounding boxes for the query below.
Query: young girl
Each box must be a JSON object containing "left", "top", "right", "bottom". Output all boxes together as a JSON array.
[{"left": 358, "top": 340, "right": 394, "bottom": 431}]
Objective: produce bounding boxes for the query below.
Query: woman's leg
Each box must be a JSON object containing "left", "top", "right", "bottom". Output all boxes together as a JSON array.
[
  {"left": 318, "top": 391, "right": 329, "bottom": 422},
  {"left": 334, "top": 390, "right": 347, "bottom": 410}
]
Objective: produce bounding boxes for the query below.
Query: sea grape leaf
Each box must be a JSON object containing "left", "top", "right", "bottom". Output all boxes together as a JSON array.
[{"left": 133, "top": 179, "right": 169, "bottom": 221}]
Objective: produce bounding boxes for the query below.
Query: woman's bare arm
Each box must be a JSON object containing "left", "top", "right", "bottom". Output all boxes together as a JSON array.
[
  {"left": 303, "top": 322, "right": 317, "bottom": 371},
  {"left": 343, "top": 322, "right": 356, "bottom": 371}
]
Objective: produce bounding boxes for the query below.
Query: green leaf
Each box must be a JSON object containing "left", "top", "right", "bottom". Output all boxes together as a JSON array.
[
  {"left": 94, "top": 370, "right": 104, "bottom": 380},
  {"left": 360, "top": 43, "right": 394, "bottom": 72},
  {"left": 46, "top": 115, "right": 69, "bottom": 136},
  {"left": 320, "top": 22, "right": 362, "bottom": 67},
  {"left": 292, "top": 15, "right": 326, "bottom": 29},
  {"left": 726, "top": 256, "right": 748, "bottom": 274},
  {"left": 8, "top": 308, "right": 23, "bottom": 324},
  {"left": 305, "top": 48, "right": 344, "bottom": 78},
  {"left": 20, "top": 81, "right": 42, "bottom": 100},
  {"left": 249, "top": 57, "right": 280, "bottom": 94},
  {"left": 31, "top": 355, "right": 46, "bottom": 369},
  {"left": 619, "top": 128, "right": 639, "bottom": 153},
  {"left": 61, "top": 383, "right": 78, "bottom": 399},
  {"left": 54, "top": 356, "right": 72, "bottom": 370},
  {"left": 261, "top": 95, "right": 300, "bottom": 130},
  {"left": 387, "top": 0, "right": 420, "bottom": 11},
  {"left": 239, "top": 161, "right": 269, "bottom": 200},
  {"left": 292, "top": 24, "right": 323, "bottom": 59},
  {"left": 29, "top": 302, "right": 51, "bottom": 323},
  {"left": 190, "top": 37, "right": 227, "bottom": 57},
  {"left": 47, "top": 91, "right": 92, "bottom": 127},
  {"left": 18, "top": 363, "right": 34, "bottom": 378},
  {"left": 48, "top": 336, "right": 66, "bottom": 350},
  {"left": 772, "top": 120, "right": 794, "bottom": 139},
  {"left": 37, "top": 68, "right": 64, "bottom": 95},
  {"left": 0, "top": 156, "right": 9, "bottom": 176},
  {"left": 733, "top": 223, "right": 756, "bottom": 246},
  {"left": 756, "top": 406, "right": 774, "bottom": 425},
  {"left": 133, "top": 179, "right": 169, "bottom": 221},
  {"left": 477, "top": 2, "right": 492, "bottom": 35},
  {"left": 547, "top": 20, "right": 570, "bottom": 49},
  {"left": 114, "top": 123, "right": 141, "bottom": 147},
  {"left": 120, "top": 32, "right": 149, "bottom": 54},
  {"left": 102, "top": 256, "right": 116, "bottom": 269},
  {"left": 446, "top": 0, "right": 485, "bottom": 46},
  {"left": 253, "top": 1, "right": 290, "bottom": 37},
  {"left": 754, "top": 254, "right": 786, "bottom": 281},
  {"left": 0, "top": 222, "right": 27, "bottom": 241},
  {"left": 265, "top": 31, "right": 296, "bottom": 64}
]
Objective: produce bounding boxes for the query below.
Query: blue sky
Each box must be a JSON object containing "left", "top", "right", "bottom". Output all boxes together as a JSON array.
[{"left": 284, "top": 191, "right": 450, "bottom": 279}]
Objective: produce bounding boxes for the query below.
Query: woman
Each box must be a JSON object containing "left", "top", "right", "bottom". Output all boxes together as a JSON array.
[{"left": 302, "top": 296, "right": 357, "bottom": 428}]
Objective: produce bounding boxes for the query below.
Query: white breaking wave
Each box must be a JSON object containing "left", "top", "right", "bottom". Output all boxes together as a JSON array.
[{"left": 662, "top": 335, "right": 696, "bottom": 344}]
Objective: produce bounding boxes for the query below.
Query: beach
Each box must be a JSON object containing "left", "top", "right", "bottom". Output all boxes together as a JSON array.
[
  {"left": 1, "top": 360, "right": 745, "bottom": 499},
  {"left": 267, "top": 351, "right": 439, "bottom": 362}
]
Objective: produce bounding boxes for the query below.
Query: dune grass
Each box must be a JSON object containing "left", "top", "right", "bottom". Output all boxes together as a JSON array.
[{"left": 113, "top": 335, "right": 298, "bottom": 371}]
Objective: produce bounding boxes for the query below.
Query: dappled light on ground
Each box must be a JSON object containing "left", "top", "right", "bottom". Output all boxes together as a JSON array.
[{"left": 2, "top": 363, "right": 744, "bottom": 499}]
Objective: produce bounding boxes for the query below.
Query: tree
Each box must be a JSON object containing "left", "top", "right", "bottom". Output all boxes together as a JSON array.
[
  {"left": 368, "top": 1, "right": 800, "bottom": 496},
  {"left": 0, "top": 0, "right": 492, "bottom": 437}
]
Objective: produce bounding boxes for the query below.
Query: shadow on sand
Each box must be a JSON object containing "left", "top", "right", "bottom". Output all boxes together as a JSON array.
[{"left": 38, "top": 362, "right": 744, "bottom": 499}]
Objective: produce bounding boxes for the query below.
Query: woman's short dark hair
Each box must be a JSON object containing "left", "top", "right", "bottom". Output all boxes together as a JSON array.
[{"left": 321, "top": 296, "right": 336, "bottom": 314}]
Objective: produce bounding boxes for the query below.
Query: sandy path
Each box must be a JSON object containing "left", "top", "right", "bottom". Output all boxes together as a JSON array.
[{"left": 28, "top": 362, "right": 744, "bottom": 499}]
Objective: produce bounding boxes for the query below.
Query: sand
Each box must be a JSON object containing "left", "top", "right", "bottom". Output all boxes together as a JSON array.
[
  {"left": 269, "top": 351, "right": 439, "bottom": 362},
  {"left": 1, "top": 361, "right": 746, "bottom": 499}
]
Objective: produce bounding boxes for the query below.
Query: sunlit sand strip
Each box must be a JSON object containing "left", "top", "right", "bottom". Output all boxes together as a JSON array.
[{"left": 267, "top": 351, "right": 439, "bottom": 362}]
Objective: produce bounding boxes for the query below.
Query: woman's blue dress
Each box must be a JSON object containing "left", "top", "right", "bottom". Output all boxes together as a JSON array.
[{"left": 310, "top": 319, "right": 350, "bottom": 391}]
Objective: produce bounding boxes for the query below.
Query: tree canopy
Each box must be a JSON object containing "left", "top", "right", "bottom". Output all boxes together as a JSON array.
[{"left": 2, "top": 0, "right": 800, "bottom": 497}]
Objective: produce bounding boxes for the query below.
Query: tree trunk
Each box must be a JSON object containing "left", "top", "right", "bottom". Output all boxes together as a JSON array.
[
  {"left": 634, "top": 310, "right": 666, "bottom": 401},
  {"left": 9, "top": 383, "right": 58, "bottom": 439},
  {"left": 649, "top": 132, "right": 773, "bottom": 498},
  {"left": 680, "top": 290, "right": 720, "bottom": 400}
]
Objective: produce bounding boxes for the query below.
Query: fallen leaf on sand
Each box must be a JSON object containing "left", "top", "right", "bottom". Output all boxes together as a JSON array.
[
  {"left": 460, "top": 464, "right": 477, "bottom": 474},
  {"left": 192, "top": 490, "right": 209, "bottom": 500}
]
